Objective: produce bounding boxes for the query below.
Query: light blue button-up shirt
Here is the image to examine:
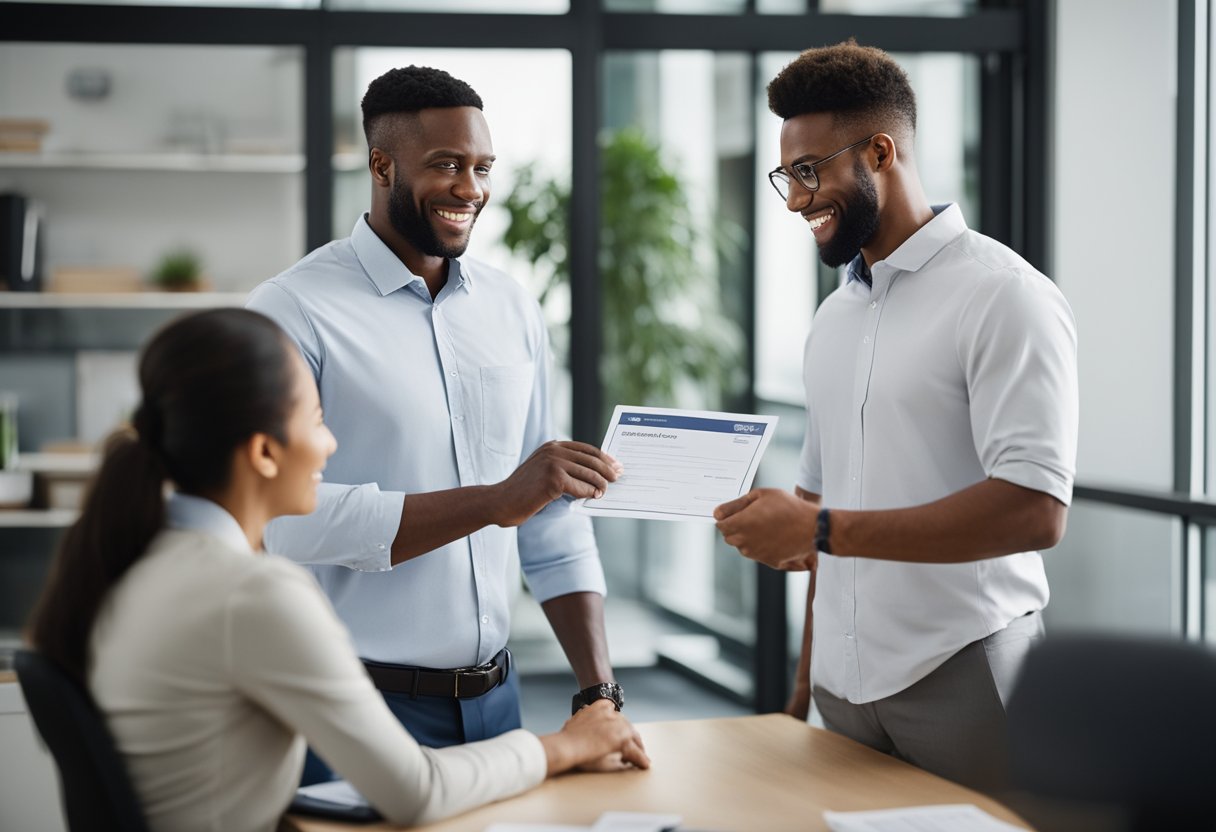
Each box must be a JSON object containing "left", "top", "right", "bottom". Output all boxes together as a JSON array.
[
  {"left": 166, "top": 492, "right": 252, "bottom": 554},
  {"left": 246, "top": 215, "right": 604, "bottom": 668}
]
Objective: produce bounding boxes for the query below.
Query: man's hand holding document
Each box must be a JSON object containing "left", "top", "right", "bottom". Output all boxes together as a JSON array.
[{"left": 573, "top": 405, "right": 778, "bottom": 522}]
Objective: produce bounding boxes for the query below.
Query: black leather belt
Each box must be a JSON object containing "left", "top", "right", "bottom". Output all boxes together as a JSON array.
[{"left": 361, "top": 649, "right": 510, "bottom": 699}]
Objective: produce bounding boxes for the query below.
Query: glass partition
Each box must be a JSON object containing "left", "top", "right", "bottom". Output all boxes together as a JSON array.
[
  {"left": 325, "top": 0, "right": 566, "bottom": 11},
  {"left": 598, "top": 49, "right": 753, "bottom": 692},
  {"left": 1044, "top": 501, "right": 1181, "bottom": 636}
]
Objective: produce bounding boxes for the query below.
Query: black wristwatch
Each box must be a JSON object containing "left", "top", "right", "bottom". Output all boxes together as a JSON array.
[
  {"left": 814, "top": 508, "right": 832, "bottom": 554},
  {"left": 571, "top": 682, "right": 624, "bottom": 714}
]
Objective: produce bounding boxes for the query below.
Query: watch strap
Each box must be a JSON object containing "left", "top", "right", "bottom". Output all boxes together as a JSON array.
[
  {"left": 814, "top": 508, "right": 832, "bottom": 554},
  {"left": 571, "top": 682, "right": 624, "bottom": 714}
]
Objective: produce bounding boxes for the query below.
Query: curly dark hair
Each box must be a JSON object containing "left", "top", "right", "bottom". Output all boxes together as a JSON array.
[
  {"left": 767, "top": 40, "right": 916, "bottom": 142},
  {"left": 361, "top": 65, "right": 483, "bottom": 147}
]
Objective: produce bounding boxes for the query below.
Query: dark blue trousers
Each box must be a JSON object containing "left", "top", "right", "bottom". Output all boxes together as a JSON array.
[{"left": 299, "top": 669, "right": 523, "bottom": 786}]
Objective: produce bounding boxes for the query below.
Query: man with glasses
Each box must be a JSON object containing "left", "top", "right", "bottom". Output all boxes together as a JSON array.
[{"left": 715, "top": 41, "right": 1078, "bottom": 792}]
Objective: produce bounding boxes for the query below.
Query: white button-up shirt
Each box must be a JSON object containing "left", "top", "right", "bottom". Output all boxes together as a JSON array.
[
  {"left": 247, "top": 216, "right": 604, "bottom": 668},
  {"left": 798, "top": 204, "right": 1078, "bottom": 703}
]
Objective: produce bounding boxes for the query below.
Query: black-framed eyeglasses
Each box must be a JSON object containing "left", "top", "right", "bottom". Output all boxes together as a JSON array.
[{"left": 767, "top": 134, "right": 876, "bottom": 201}]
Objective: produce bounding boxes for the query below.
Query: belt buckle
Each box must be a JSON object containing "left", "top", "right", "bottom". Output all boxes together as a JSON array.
[
  {"left": 451, "top": 651, "right": 504, "bottom": 699},
  {"left": 452, "top": 665, "right": 490, "bottom": 699}
]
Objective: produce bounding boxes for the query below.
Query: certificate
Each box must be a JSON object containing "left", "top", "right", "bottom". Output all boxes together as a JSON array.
[{"left": 574, "top": 405, "right": 779, "bottom": 522}]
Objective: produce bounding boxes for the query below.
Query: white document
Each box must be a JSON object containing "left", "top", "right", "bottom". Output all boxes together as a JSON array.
[
  {"left": 592, "top": 812, "right": 682, "bottom": 831},
  {"left": 574, "top": 405, "right": 778, "bottom": 522},
  {"left": 823, "top": 804, "right": 1027, "bottom": 832},
  {"left": 294, "top": 778, "right": 368, "bottom": 808},
  {"left": 484, "top": 825, "right": 589, "bottom": 832},
  {"left": 485, "top": 812, "right": 681, "bottom": 832}
]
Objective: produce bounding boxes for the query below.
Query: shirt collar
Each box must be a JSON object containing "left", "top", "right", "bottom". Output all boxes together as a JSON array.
[
  {"left": 166, "top": 492, "right": 254, "bottom": 555},
  {"left": 350, "top": 214, "right": 471, "bottom": 299},
  {"left": 846, "top": 203, "right": 966, "bottom": 284}
]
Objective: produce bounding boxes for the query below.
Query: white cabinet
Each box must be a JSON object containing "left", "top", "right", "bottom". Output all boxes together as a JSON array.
[{"left": 0, "top": 678, "right": 66, "bottom": 832}]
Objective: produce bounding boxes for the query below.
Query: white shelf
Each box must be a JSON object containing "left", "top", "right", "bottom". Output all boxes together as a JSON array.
[
  {"left": 14, "top": 453, "right": 98, "bottom": 475},
  {"left": 332, "top": 151, "right": 366, "bottom": 172},
  {"left": 0, "top": 291, "right": 249, "bottom": 309},
  {"left": 0, "top": 151, "right": 305, "bottom": 173},
  {"left": 0, "top": 509, "right": 77, "bottom": 528}
]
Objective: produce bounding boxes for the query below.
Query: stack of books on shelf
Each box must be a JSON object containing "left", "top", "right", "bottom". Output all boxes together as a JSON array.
[
  {"left": 0, "top": 119, "right": 50, "bottom": 152},
  {"left": 21, "top": 450, "right": 98, "bottom": 511}
]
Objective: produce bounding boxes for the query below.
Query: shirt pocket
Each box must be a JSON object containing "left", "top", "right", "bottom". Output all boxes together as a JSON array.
[{"left": 479, "top": 363, "right": 536, "bottom": 460}]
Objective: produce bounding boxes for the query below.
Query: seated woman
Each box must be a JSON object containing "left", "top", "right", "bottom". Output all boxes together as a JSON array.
[{"left": 27, "top": 308, "right": 648, "bottom": 832}]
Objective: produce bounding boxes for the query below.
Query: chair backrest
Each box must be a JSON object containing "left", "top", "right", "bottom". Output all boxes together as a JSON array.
[
  {"left": 1007, "top": 634, "right": 1216, "bottom": 831},
  {"left": 14, "top": 648, "right": 150, "bottom": 832}
]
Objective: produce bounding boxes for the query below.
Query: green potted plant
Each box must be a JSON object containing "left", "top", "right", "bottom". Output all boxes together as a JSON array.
[
  {"left": 150, "top": 249, "right": 205, "bottom": 292},
  {"left": 502, "top": 128, "right": 744, "bottom": 423}
]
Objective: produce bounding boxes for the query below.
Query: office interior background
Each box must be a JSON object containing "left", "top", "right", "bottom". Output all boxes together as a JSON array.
[{"left": 0, "top": 0, "right": 1208, "bottom": 784}]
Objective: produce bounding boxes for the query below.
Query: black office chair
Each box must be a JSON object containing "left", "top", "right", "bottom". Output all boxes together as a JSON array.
[
  {"left": 14, "top": 648, "right": 149, "bottom": 832},
  {"left": 1007, "top": 634, "right": 1216, "bottom": 832}
]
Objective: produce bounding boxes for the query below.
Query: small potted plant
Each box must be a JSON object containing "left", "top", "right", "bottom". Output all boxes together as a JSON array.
[{"left": 151, "top": 249, "right": 206, "bottom": 292}]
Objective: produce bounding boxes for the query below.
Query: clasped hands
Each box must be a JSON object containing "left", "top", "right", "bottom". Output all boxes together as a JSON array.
[{"left": 713, "top": 488, "right": 819, "bottom": 571}]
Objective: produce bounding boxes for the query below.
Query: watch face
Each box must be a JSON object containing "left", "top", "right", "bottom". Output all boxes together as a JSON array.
[
  {"left": 575, "top": 683, "right": 623, "bottom": 712},
  {"left": 597, "top": 683, "right": 623, "bottom": 708}
]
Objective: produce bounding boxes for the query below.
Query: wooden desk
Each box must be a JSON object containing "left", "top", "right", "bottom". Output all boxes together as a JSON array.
[{"left": 285, "top": 715, "right": 1031, "bottom": 832}]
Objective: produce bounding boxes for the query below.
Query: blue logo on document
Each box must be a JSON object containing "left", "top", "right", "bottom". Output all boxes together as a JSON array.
[
  {"left": 734, "top": 424, "right": 760, "bottom": 433},
  {"left": 626, "top": 416, "right": 642, "bottom": 423}
]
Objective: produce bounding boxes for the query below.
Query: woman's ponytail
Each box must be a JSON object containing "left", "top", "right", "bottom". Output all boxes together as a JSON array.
[
  {"left": 26, "top": 308, "right": 295, "bottom": 684},
  {"left": 28, "top": 427, "right": 168, "bottom": 683}
]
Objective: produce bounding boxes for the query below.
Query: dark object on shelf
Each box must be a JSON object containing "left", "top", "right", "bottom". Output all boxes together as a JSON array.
[
  {"left": 66, "top": 68, "right": 112, "bottom": 101},
  {"left": 0, "top": 193, "right": 44, "bottom": 291},
  {"left": 14, "top": 648, "right": 151, "bottom": 832}
]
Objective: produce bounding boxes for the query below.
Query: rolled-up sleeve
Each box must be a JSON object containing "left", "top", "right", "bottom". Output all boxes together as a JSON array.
[
  {"left": 248, "top": 279, "right": 404, "bottom": 572},
  {"left": 515, "top": 312, "right": 606, "bottom": 602},
  {"left": 265, "top": 483, "right": 402, "bottom": 571},
  {"left": 960, "top": 271, "right": 1078, "bottom": 506}
]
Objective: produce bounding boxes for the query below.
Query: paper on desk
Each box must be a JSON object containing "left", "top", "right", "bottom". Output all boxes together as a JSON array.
[
  {"left": 823, "top": 804, "right": 1026, "bottom": 832},
  {"left": 483, "top": 825, "right": 588, "bottom": 832},
  {"left": 574, "top": 405, "right": 778, "bottom": 522},
  {"left": 294, "top": 778, "right": 368, "bottom": 808},
  {"left": 593, "top": 812, "right": 682, "bottom": 831},
  {"left": 486, "top": 812, "right": 682, "bottom": 832}
]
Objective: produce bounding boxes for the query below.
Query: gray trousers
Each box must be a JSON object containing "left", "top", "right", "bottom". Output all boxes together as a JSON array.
[{"left": 813, "top": 611, "right": 1044, "bottom": 794}]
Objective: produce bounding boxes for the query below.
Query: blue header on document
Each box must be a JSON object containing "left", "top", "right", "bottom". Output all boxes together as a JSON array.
[{"left": 617, "top": 412, "right": 769, "bottom": 435}]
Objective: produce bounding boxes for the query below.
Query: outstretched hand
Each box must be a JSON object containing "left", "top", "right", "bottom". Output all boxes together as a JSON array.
[
  {"left": 493, "top": 441, "right": 622, "bottom": 528},
  {"left": 714, "top": 488, "right": 819, "bottom": 570}
]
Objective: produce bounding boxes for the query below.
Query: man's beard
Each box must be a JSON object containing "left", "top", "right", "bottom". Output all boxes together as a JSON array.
[
  {"left": 387, "top": 172, "right": 476, "bottom": 259},
  {"left": 817, "top": 157, "right": 881, "bottom": 269}
]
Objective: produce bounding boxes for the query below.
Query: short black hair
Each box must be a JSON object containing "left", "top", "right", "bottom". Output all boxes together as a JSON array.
[
  {"left": 767, "top": 40, "right": 916, "bottom": 144},
  {"left": 361, "top": 65, "right": 483, "bottom": 148}
]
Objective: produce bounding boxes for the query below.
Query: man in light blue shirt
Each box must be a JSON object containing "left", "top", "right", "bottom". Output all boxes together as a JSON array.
[{"left": 247, "top": 66, "right": 629, "bottom": 783}]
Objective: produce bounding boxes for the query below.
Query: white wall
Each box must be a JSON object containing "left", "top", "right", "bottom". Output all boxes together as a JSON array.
[
  {"left": 1046, "top": 0, "right": 1180, "bottom": 632},
  {"left": 1052, "top": 0, "right": 1177, "bottom": 491}
]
